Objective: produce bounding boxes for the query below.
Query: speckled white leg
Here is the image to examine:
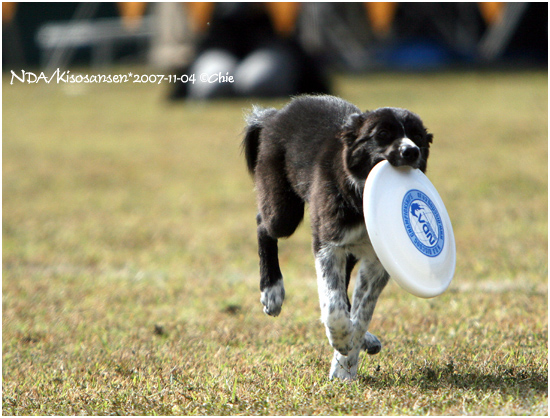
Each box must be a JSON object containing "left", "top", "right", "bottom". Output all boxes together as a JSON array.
[
  {"left": 329, "top": 257, "right": 389, "bottom": 380},
  {"left": 315, "top": 245, "right": 353, "bottom": 356}
]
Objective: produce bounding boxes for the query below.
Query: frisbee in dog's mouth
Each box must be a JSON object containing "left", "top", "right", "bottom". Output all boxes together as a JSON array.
[{"left": 363, "top": 160, "right": 456, "bottom": 298}]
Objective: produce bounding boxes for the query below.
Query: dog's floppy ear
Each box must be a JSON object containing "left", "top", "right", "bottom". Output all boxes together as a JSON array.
[
  {"left": 426, "top": 132, "right": 434, "bottom": 144},
  {"left": 340, "top": 112, "right": 367, "bottom": 146}
]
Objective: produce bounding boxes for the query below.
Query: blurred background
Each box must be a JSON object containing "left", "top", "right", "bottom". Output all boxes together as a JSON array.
[{"left": 2, "top": 2, "right": 548, "bottom": 98}]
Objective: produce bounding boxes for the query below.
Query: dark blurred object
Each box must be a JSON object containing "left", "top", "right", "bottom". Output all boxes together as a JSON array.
[
  {"left": 480, "top": 2, "right": 548, "bottom": 65},
  {"left": 36, "top": 15, "right": 154, "bottom": 71},
  {"left": 370, "top": 2, "right": 547, "bottom": 70},
  {"left": 2, "top": 3, "right": 26, "bottom": 67},
  {"left": 169, "top": 3, "right": 331, "bottom": 100},
  {"left": 3, "top": 2, "right": 546, "bottom": 73},
  {"left": 2, "top": 2, "right": 147, "bottom": 70}
]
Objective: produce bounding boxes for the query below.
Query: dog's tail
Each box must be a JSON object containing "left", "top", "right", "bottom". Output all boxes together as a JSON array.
[{"left": 242, "top": 106, "right": 277, "bottom": 175}]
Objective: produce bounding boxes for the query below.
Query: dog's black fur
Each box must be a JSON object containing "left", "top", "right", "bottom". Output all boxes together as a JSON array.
[{"left": 243, "top": 95, "right": 433, "bottom": 379}]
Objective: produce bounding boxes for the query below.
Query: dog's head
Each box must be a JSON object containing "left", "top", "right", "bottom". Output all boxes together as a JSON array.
[{"left": 340, "top": 107, "right": 433, "bottom": 181}]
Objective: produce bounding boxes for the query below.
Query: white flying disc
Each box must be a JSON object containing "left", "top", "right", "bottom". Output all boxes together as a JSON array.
[{"left": 363, "top": 160, "right": 456, "bottom": 298}]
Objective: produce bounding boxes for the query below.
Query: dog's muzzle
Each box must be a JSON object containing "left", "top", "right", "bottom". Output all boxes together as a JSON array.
[
  {"left": 399, "top": 142, "right": 420, "bottom": 165},
  {"left": 385, "top": 137, "right": 421, "bottom": 168}
]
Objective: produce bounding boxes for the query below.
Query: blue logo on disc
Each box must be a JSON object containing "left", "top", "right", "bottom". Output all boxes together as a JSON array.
[{"left": 402, "top": 189, "right": 444, "bottom": 257}]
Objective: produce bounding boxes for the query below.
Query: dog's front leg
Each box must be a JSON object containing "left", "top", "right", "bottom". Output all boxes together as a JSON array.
[
  {"left": 315, "top": 245, "right": 353, "bottom": 356},
  {"left": 330, "top": 258, "right": 389, "bottom": 380}
]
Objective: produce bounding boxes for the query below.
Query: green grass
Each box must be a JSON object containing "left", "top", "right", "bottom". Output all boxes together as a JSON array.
[{"left": 3, "top": 68, "right": 547, "bottom": 415}]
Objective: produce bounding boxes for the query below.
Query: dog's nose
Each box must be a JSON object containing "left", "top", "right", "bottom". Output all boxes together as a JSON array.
[{"left": 400, "top": 144, "right": 420, "bottom": 163}]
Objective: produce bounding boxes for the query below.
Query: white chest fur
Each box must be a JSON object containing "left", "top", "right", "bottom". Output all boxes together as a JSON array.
[{"left": 337, "top": 224, "right": 377, "bottom": 260}]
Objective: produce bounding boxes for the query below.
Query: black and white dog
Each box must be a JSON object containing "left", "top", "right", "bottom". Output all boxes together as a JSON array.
[{"left": 242, "top": 95, "right": 433, "bottom": 380}]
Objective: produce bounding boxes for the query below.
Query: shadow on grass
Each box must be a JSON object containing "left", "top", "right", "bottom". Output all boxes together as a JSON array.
[{"left": 359, "top": 361, "right": 548, "bottom": 394}]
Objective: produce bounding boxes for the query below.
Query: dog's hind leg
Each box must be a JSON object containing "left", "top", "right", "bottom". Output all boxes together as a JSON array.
[
  {"left": 257, "top": 215, "right": 285, "bottom": 316},
  {"left": 255, "top": 176, "right": 304, "bottom": 317},
  {"left": 330, "top": 256, "right": 389, "bottom": 380}
]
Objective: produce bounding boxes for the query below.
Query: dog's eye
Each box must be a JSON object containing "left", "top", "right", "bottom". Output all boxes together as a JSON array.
[
  {"left": 412, "top": 134, "right": 423, "bottom": 142},
  {"left": 377, "top": 129, "right": 390, "bottom": 140}
]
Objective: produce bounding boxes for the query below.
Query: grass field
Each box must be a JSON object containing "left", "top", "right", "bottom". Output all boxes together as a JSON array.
[{"left": 3, "top": 69, "right": 547, "bottom": 415}]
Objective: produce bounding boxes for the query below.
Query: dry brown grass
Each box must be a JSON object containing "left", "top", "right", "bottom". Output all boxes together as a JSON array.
[{"left": 3, "top": 68, "right": 547, "bottom": 415}]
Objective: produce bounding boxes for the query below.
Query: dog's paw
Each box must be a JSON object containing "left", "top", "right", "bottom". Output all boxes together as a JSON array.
[
  {"left": 325, "top": 315, "right": 353, "bottom": 356},
  {"left": 329, "top": 350, "right": 359, "bottom": 380},
  {"left": 330, "top": 339, "right": 352, "bottom": 356},
  {"left": 361, "top": 331, "right": 382, "bottom": 355},
  {"left": 260, "top": 280, "right": 285, "bottom": 317}
]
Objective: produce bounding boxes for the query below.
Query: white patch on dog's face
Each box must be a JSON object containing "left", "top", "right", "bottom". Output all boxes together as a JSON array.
[
  {"left": 382, "top": 136, "right": 421, "bottom": 169},
  {"left": 399, "top": 137, "right": 417, "bottom": 148},
  {"left": 383, "top": 136, "right": 415, "bottom": 156}
]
